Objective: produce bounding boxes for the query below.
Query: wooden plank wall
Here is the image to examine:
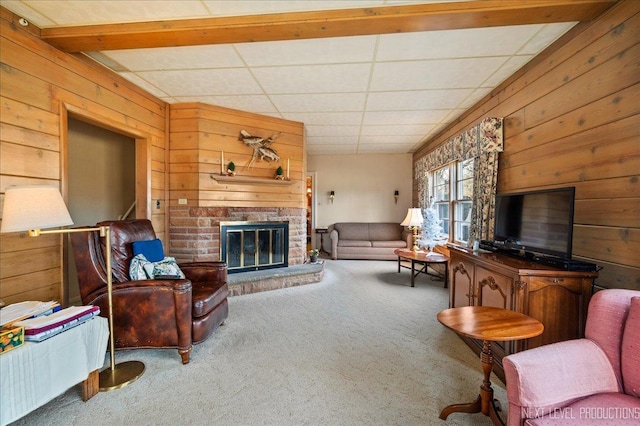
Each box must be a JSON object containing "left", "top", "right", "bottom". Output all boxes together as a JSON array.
[
  {"left": 0, "top": 8, "right": 168, "bottom": 304},
  {"left": 413, "top": 0, "right": 640, "bottom": 290},
  {"left": 170, "top": 103, "right": 305, "bottom": 209}
]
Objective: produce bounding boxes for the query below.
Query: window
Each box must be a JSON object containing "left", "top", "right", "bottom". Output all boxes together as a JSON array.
[
  {"left": 432, "top": 166, "right": 450, "bottom": 238},
  {"left": 430, "top": 159, "right": 474, "bottom": 244},
  {"left": 454, "top": 159, "right": 474, "bottom": 244}
]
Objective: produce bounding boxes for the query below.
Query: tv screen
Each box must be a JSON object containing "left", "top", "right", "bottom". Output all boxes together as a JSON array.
[{"left": 493, "top": 187, "right": 575, "bottom": 259}]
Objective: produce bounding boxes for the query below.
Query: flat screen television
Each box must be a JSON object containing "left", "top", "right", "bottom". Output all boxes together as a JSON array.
[{"left": 493, "top": 187, "right": 575, "bottom": 259}]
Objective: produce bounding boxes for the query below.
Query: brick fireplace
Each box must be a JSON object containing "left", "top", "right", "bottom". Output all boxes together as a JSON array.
[{"left": 168, "top": 206, "right": 306, "bottom": 266}]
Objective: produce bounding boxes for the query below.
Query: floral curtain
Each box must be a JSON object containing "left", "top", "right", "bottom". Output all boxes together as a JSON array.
[{"left": 415, "top": 117, "right": 503, "bottom": 245}]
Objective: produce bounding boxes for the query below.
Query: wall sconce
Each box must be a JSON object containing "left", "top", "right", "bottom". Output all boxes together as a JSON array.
[
  {"left": 394, "top": 190, "right": 399, "bottom": 204},
  {"left": 329, "top": 190, "right": 335, "bottom": 204}
]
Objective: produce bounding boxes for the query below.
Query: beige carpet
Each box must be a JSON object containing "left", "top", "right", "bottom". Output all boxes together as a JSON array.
[{"left": 13, "top": 259, "right": 506, "bottom": 426}]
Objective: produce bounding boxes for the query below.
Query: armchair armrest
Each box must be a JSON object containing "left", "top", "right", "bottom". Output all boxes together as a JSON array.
[
  {"left": 180, "top": 261, "right": 227, "bottom": 285},
  {"left": 504, "top": 339, "right": 620, "bottom": 426}
]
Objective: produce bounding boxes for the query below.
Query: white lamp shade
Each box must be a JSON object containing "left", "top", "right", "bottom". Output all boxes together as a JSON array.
[
  {"left": 1, "top": 186, "right": 74, "bottom": 233},
  {"left": 400, "top": 208, "right": 424, "bottom": 227}
]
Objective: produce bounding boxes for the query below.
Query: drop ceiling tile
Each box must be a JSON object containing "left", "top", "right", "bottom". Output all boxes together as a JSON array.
[
  {"left": 21, "top": 0, "right": 210, "bottom": 26},
  {"left": 482, "top": 55, "right": 533, "bottom": 87},
  {"left": 235, "top": 36, "right": 377, "bottom": 67},
  {"left": 271, "top": 93, "right": 366, "bottom": 113},
  {"left": 366, "top": 89, "right": 473, "bottom": 111},
  {"left": 284, "top": 112, "right": 363, "bottom": 126},
  {"left": 376, "top": 25, "right": 545, "bottom": 62},
  {"left": 175, "top": 95, "right": 278, "bottom": 113},
  {"left": 307, "top": 136, "right": 360, "bottom": 145},
  {"left": 519, "top": 23, "right": 577, "bottom": 54},
  {"left": 103, "top": 45, "right": 244, "bottom": 71},
  {"left": 363, "top": 110, "right": 449, "bottom": 125},
  {"left": 137, "top": 69, "right": 263, "bottom": 96},
  {"left": 119, "top": 72, "right": 170, "bottom": 99},
  {"left": 457, "top": 89, "right": 493, "bottom": 109},
  {"left": 357, "top": 143, "right": 417, "bottom": 153},
  {"left": 360, "top": 124, "right": 436, "bottom": 136},
  {"left": 253, "top": 63, "right": 372, "bottom": 94},
  {"left": 359, "top": 135, "right": 421, "bottom": 145},
  {"left": 305, "top": 126, "right": 361, "bottom": 137},
  {"left": 307, "top": 145, "right": 358, "bottom": 155},
  {"left": 370, "top": 57, "right": 507, "bottom": 91}
]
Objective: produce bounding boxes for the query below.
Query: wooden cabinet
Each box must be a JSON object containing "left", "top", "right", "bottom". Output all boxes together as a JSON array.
[{"left": 448, "top": 247, "right": 597, "bottom": 381}]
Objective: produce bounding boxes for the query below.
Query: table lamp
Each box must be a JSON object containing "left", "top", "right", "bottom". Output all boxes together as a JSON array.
[
  {"left": 400, "top": 208, "right": 423, "bottom": 252},
  {"left": 0, "top": 185, "right": 145, "bottom": 391}
]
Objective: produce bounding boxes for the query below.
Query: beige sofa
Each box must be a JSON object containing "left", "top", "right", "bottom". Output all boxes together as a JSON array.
[{"left": 329, "top": 222, "right": 411, "bottom": 260}]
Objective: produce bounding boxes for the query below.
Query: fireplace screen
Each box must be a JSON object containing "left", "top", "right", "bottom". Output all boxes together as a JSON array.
[{"left": 220, "top": 222, "right": 289, "bottom": 273}]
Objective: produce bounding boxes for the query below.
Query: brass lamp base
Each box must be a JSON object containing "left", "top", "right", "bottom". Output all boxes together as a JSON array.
[
  {"left": 411, "top": 226, "right": 420, "bottom": 251},
  {"left": 99, "top": 360, "right": 145, "bottom": 391}
]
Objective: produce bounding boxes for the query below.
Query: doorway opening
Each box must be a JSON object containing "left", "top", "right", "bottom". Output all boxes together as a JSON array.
[
  {"left": 306, "top": 172, "right": 317, "bottom": 252},
  {"left": 65, "top": 118, "right": 136, "bottom": 305}
]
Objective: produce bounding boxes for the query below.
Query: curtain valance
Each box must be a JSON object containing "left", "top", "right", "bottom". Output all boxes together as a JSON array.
[{"left": 415, "top": 117, "right": 503, "bottom": 179}]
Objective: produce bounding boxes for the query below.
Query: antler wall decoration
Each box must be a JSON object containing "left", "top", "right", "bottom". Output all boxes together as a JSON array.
[{"left": 239, "top": 130, "right": 281, "bottom": 169}]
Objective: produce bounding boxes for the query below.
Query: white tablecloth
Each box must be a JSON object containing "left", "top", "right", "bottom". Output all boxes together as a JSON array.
[{"left": 0, "top": 316, "right": 109, "bottom": 425}]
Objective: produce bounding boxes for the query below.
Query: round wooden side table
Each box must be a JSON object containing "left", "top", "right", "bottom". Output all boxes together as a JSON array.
[{"left": 437, "top": 306, "right": 544, "bottom": 426}]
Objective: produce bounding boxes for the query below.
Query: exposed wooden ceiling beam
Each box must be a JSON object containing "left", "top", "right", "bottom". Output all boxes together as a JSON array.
[{"left": 41, "top": 0, "right": 617, "bottom": 52}]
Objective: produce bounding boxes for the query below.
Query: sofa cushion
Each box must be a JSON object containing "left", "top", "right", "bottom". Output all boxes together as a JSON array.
[
  {"left": 192, "top": 282, "right": 229, "bottom": 318},
  {"left": 368, "top": 223, "right": 403, "bottom": 241},
  {"left": 372, "top": 240, "right": 406, "bottom": 248},
  {"left": 621, "top": 297, "right": 640, "bottom": 397},
  {"left": 338, "top": 240, "right": 372, "bottom": 247},
  {"left": 334, "top": 223, "right": 370, "bottom": 241}
]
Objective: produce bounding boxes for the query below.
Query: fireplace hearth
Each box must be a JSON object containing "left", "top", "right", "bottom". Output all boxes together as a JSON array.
[{"left": 220, "top": 221, "right": 289, "bottom": 273}]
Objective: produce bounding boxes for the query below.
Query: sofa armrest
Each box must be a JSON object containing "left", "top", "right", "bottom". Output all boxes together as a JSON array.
[
  {"left": 330, "top": 230, "right": 339, "bottom": 260},
  {"left": 402, "top": 230, "right": 412, "bottom": 248},
  {"left": 504, "top": 339, "right": 620, "bottom": 426}
]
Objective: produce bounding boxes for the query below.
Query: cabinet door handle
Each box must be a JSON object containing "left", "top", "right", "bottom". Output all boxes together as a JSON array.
[{"left": 547, "top": 278, "right": 564, "bottom": 283}]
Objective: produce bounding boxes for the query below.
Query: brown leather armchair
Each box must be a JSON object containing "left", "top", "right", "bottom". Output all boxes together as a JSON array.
[{"left": 70, "top": 219, "right": 228, "bottom": 364}]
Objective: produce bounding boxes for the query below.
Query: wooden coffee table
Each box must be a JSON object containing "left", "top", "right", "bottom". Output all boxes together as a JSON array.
[
  {"left": 394, "top": 248, "right": 448, "bottom": 288},
  {"left": 437, "top": 306, "right": 544, "bottom": 426}
]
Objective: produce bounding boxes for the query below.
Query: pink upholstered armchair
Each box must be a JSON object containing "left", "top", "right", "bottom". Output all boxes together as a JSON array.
[{"left": 503, "top": 289, "right": 640, "bottom": 425}]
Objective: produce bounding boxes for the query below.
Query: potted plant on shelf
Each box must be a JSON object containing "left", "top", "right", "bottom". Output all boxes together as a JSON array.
[
  {"left": 275, "top": 166, "right": 285, "bottom": 180},
  {"left": 308, "top": 249, "right": 319, "bottom": 263},
  {"left": 227, "top": 161, "right": 236, "bottom": 176}
]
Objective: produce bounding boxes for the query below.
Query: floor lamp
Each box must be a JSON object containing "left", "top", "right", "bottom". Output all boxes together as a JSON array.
[
  {"left": 1, "top": 185, "right": 145, "bottom": 391},
  {"left": 401, "top": 208, "right": 424, "bottom": 252}
]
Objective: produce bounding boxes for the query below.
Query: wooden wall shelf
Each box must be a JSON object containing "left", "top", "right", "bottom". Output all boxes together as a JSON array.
[{"left": 210, "top": 174, "right": 294, "bottom": 185}]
